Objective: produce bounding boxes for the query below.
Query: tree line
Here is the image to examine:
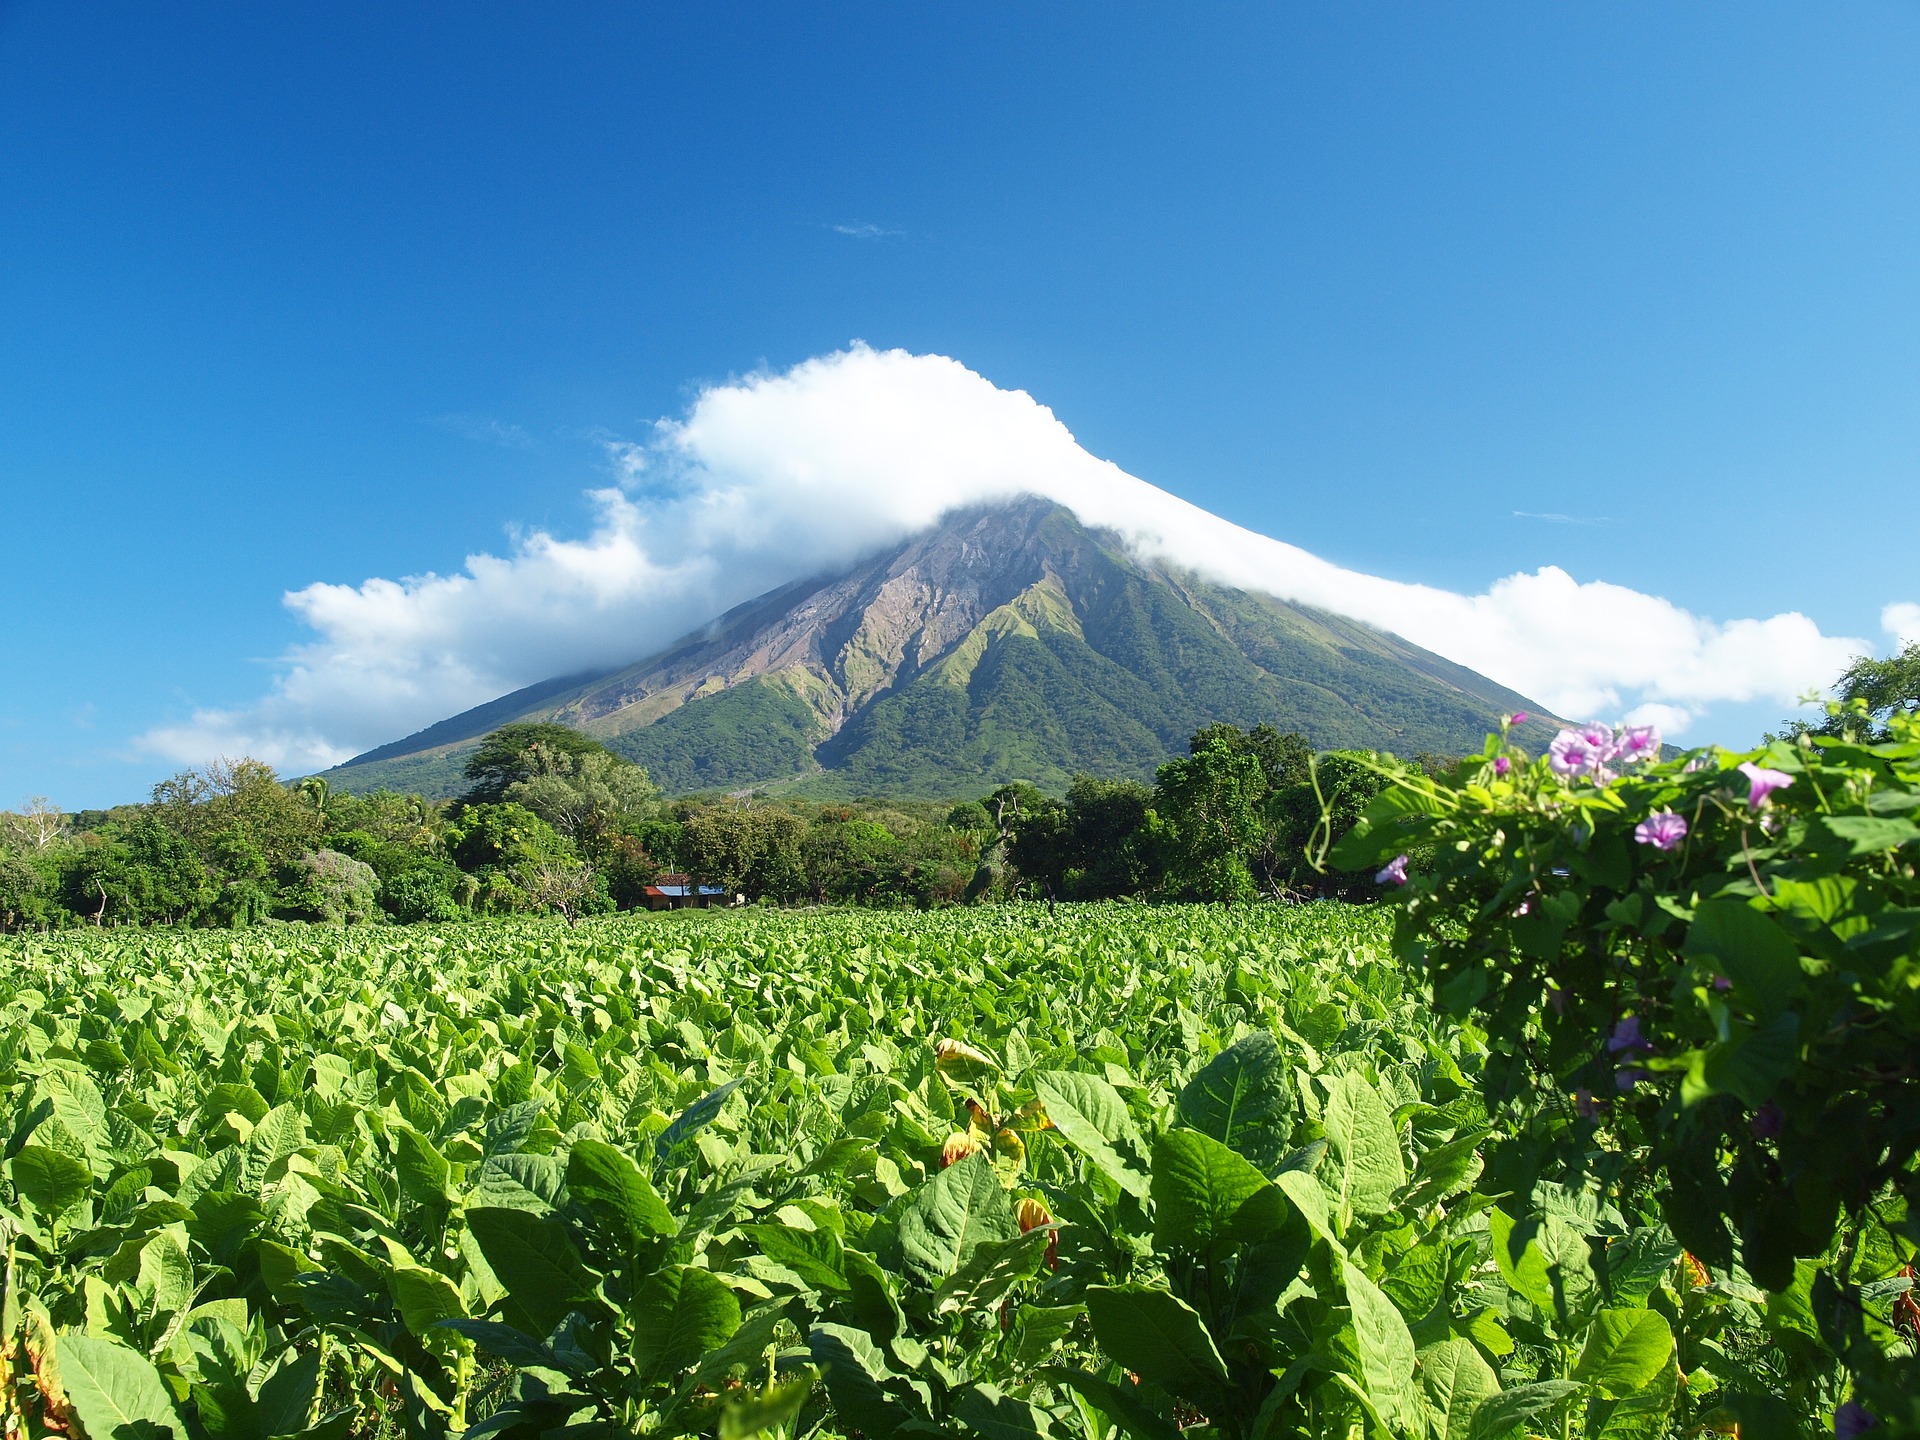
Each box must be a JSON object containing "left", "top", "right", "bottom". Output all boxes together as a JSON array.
[{"left": 0, "top": 720, "right": 1400, "bottom": 931}]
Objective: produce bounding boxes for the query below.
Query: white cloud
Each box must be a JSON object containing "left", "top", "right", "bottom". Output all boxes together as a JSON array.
[
  {"left": 139, "top": 344, "right": 1883, "bottom": 769},
  {"left": 1885, "top": 602, "right": 1920, "bottom": 649}
]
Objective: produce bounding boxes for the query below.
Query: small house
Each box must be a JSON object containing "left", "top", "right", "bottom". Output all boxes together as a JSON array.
[{"left": 640, "top": 873, "right": 728, "bottom": 910}]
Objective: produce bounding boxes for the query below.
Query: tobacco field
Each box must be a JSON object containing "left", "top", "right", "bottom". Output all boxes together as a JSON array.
[{"left": 0, "top": 900, "right": 1837, "bottom": 1440}]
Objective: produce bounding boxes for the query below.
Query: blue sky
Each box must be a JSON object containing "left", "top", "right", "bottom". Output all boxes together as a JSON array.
[{"left": 4, "top": 3, "right": 1918, "bottom": 808}]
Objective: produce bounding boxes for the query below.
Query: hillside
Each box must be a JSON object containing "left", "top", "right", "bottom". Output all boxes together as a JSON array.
[{"left": 324, "top": 498, "right": 1557, "bottom": 798}]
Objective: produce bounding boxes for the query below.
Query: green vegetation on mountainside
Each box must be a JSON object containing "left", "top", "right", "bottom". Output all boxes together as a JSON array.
[{"left": 608, "top": 676, "right": 824, "bottom": 793}]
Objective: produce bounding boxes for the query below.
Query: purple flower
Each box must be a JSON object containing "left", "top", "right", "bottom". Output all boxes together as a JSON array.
[
  {"left": 1738, "top": 761, "right": 1795, "bottom": 808},
  {"left": 1615, "top": 725, "right": 1661, "bottom": 765},
  {"left": 1510, "top": 711, "right": 1530, "bottom": 725},
  {"left": 1376, "top": 854, "right": 1410, "bottom": 886},
  {"left": 1634, "top": 810, "right": 1688, "bottom": 851},
  {"left": 1835, "top": 1402, "right": 1877, "bottom": 1439},
  {"left": 1549, "top": 728, "right": 1606, "bottom": 777},
  {"left": 1614, "top": 1067, "right": 1647, "bottom": 1092},
  {"left": 1711, "top": 974, "right": 1732, "bottom": 992},
  {"left": 1573, "top": 1088, "right": 1599, "bottom": 1119},
  {"left": 1493, "top": 755, "right": 1511, "bottom": 776},
  {"left": 1608, "top": 1016, "right": 1654, "bottom": 1055},
  {"left": 1750, "top": 1102, "right": 1784, "bottom": 1140}
]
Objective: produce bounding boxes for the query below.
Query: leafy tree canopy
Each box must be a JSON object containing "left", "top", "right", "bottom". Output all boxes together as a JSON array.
[{"left": 461, "top": 722, "right": 617, "bottom": 803}]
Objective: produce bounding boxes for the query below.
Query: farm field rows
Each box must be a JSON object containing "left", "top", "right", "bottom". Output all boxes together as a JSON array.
[{"left": 0, "top": 905, "right": 1810, "bottom": 1440}]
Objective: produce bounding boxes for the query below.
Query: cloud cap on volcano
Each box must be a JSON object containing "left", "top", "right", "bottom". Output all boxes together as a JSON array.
[{"left": 139, "top": 344, "right": 1873, "bottom": 768}]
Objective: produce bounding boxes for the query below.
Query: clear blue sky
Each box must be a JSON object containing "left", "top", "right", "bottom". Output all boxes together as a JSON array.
[{"left": 4, "top": 3, "right": 1918, "bottom": 808}]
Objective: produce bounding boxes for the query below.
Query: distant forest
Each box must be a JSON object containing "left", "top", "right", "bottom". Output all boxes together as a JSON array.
[{"left": 0, "top": 721, "right": 1417, "bottom": 932}]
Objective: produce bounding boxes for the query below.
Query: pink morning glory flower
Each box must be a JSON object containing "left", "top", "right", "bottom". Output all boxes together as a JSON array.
[
  {"left": 1634, "top": 810, "right": 1687, "bottom": 851},
  {"left": 1737, "top": 761, "right": 1795, "bottom": 808},
  {"left": 1549, "top": 728, "right": 1603, "bottom": 776},
  {"left": 1615, "top": 725, "right": 1661, "bottom": 765},
  {"left": 1509, "top": 711, "right": 1529, "bottom": 725},
  {"left": 1376, "top": 854, "right": 1410, "bottom": 886}
]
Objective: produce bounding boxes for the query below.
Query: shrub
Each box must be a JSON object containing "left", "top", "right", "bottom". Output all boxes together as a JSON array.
[{"left": 1333, "top": 707, "right": 1920, "bottom": 1431}]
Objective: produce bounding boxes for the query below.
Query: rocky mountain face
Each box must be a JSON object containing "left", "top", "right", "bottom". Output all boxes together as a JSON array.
[{"left": 327, "top": 498, "right": 1553, "bottom": 798}]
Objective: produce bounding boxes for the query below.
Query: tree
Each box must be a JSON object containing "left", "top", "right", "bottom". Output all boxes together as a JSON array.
[
  {"left": 0, "top": 849, "right": 49, "bottom": 930},
  {"left": 462, "top": 723, "right": 614, "bottom": 803},
  {"left": 285, "top": 849, "right": 381, "bottom": 923},
  {"left": 1060, "top": 775, "right": 1160, "bottom": 898},
  {"left": 510, "top": 854, "right": 601, "bottom": 926},
  {"left": 1003, "top": 793, "right": 1072, "bottom": 902},
  {"left": 0, "top": 797, "right": 66, "bottom": 851},
  {"left": 1786, "top": 641, "right": 1920, "bottom": 742},
  {"left": 1154, "top": 729, "right": 1268, "bottom": 901},
  {"left": 681, "top": 804, "right": 805, "bottom": 901},
  {"left": 62, "top": 818, "right": 213, "bottom": 925},
  {"left": 381, "top": 862, "right": 471, "bottom": 922},
  {"left": 150, "top": 758, "right": 322, "bottom": 869},
  {"left": 1265, "top": 750, "right": 1392, "bottom": 897},
  {"left": 503, "top": 747, "right": 656, "bottom": 850}
]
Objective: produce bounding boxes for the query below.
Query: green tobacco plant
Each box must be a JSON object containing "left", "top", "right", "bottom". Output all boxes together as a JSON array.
[{"left": 0, "top": 897, "right": 1770, "bottom": 1438}]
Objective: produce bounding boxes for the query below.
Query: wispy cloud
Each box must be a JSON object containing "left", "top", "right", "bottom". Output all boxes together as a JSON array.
[
  {"left": 431, "top": 413, "right": 536, "bottom": 450},
  {"left": 137, "top": 346, "right": 1886, "bottom": 769},
  {"left": 1513, "top": 510, "right": 1614, "bottom": 526},
  {"left": 831, "top": 220, "right": 904, "bottom": 239},
  {"left": 1886, "top": 601, "right": 1920, "bottom": 648}
]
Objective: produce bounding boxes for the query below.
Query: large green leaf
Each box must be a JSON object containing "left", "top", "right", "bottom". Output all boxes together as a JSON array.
[
  {"left": 897, "top": 1151, "right": 1019, "bottom": 1287},
  {"left": 929, "top": 1226, "right": 1053, "bottom": 1315},
  {"left": 567, "top": 1138, "right": 678, "bottom": 1248},
  {"left": 1048, "top": 1367, "right": 1179, "bottom": 1440},
  {"left": 1273, "top": 1168, "right": 1339, "bottom": 1249},
  {"left": 1682, "top": 899, "right": 1805, "bottom": 1020},
  {"left": 1466, "top": 1381, "right": 1581, "bottom": 1440},
  {"left": 1419, "top": 1339, "right": 1501, "bottom": 1440},
  {"left": 1083, "top": 1285, "right": 1229, "bottom": 1401},
  {"left": 809, "top": 1323, "right": 921, "bottom": 1434},
  {"left": 1689, "top": 1012, "right": 1801, "bottom": 1108},
  {"left": 1588, "top": 1358, "right": 1679, "bottom": 1439},
  {"left": 1032, "top": 1070, "right": 1149, "bottom": 1199},
  {"left": 11, "top": 1145, "right": 94, "bottom": 1224},
  {"left": 955, "top": 1381, "right": 1055, "bottom": 1440},
  {"left": 58, "top": 1334, "right": 183, "bottom": 1440},
  {"left": 1149, "top": 1128, "right": 1282, "bottom": 1253},
  {"left": 744, "top": 1223, "right": 850, "bottom": 1292},
  {"left": 1323, "top": 1071, "right": 1406, "bottom": 1220},
  {"left": 1175, "top": 1033, "right": 1293, "bottom": 1172},
  {"left": 243, "top": 1104, "right": 307, "bottom": 1190},
  {"left": 388, "top": 1262, "right": 467, "bottom": 1340},
  {"left": 255, "top": 1350, "right": 323, "bottom": 1440},
  {"left": 1571, "top": 1309, "right": 1673, "bottom": 1401},
  {"left": 1341, "top": 1258, "right": 1418, "bottom": 1430},
  {"left": 632, "top": 1265, "right": 742, "bottom": 1380},
  {"left": 464, "top": 1206, "right": 594, "bottom": 1337},
  {"left": 390, "top": 1125, "right": 450, "bottom": 1207}
]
